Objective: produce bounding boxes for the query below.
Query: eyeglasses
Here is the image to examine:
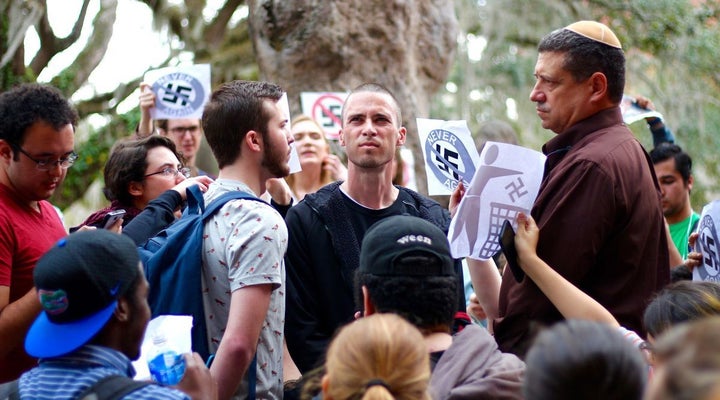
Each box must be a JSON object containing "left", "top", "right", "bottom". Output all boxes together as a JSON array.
[
  {"left": 14, "top": 146, "right": 78, "bottom": 170},
  {"left": 143, "top": 166, "right": 191, "bottom": 179},
  {"left": 168, "top": 126, "right": 200, "bottom": 136}
]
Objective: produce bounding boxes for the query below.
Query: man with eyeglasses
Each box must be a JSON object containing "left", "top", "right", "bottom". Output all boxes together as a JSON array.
[
  {"left": 0, "top": 83, "right": 78, "bottom": 382},
  {"left": 136, "top": 83, "right": 211, "bottom": 178}
]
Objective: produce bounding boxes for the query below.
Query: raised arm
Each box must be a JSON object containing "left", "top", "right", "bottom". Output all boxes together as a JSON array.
[{"left": 514, "top": 212, "right": 619, "bottom": 327}]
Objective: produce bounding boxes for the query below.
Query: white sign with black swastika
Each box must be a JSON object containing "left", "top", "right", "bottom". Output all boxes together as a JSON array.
[
  {"left": 416, "top": 118, "right": 481, "bottom": 196},
  {"left": 448, "top": 142, "right": 545, "bottom": 260},
  {"left": 694, "top": 200, "right": 720, "bottom": 282},
  {"left": 144, "top": 64, "right": 211, "bottom": 120}
]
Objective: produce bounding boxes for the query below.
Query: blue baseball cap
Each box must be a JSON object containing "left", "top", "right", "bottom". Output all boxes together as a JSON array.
[{"left": 25, "top": 230, "right": 140, "bottom": 358}]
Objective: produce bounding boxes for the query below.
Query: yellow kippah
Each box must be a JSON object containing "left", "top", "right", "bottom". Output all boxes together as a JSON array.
[{"left": 564, "top": 21, "right": 622, "bottom": 49}]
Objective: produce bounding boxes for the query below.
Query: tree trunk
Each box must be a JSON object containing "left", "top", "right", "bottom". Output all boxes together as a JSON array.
[{"left": 248, "top": 0, "right": 458, "bottom": 195}]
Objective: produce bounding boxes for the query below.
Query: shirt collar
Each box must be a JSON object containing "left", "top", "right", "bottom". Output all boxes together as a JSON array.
[{"left": 542, "top": 107, "right": 624, "bottom": 155}]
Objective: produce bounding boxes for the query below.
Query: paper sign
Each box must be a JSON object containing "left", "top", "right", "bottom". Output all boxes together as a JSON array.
[
  {"left": 693, "top": 200, "right": 720, "bottom": 282},
  {"left": 300, "top": 92, "right": 349, "bottom": 140},
  {"left": 278, "top": 92, "right": 301, "bottom": 174},
  {"left": 417, "top": 118, "right": 481, "bottom": 196},
  {"left": 448, "top": 142, "right": 546, "bottom": 260},
  {"left": 620, "top": 95, "right": 663, "bottom": 125},
  {"left": 144, "top": 64, "right": 211, "bottom": 120}
]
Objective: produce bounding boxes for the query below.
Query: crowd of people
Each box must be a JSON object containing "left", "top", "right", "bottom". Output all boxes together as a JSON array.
[{"left": 1, "top": 19, "right": 719, "bottom": 400}]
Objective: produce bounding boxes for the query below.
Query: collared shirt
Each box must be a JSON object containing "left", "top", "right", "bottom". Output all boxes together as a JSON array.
[
  {"left": 19, "top": 345, "right": 189, "bottom": 399},
  {"left": 495, "top": 107, "right": 669, "bottom": 357}
]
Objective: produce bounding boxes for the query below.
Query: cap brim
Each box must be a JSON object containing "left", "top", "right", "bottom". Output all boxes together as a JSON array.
[{"left": 25, "top": 300, "right": 117, "bottom": 358}]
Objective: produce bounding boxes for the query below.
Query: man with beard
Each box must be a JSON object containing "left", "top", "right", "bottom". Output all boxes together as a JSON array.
[
  {"left": 283, "top": 83, "right": 465, "bottom": 375},
  {"left": 0, "top": 83, "right": 78, "bottom": 382},
  {"left": 200, "top": 80, "right": 294, "bottom": 399}
]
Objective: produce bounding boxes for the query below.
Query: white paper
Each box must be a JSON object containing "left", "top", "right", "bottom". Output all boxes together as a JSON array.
[
  {"left": 300, "top": 92, "right": 349, "bottom": 140},
  {"left": 620, "top": 95, "right": 663, "bottom": 125},
  {"left": 144, "top": 64, "right": 211, "bottom": 120},
  {"left": 132, "top": 315, "right": 193, "bottom": 381},
  {"left": 448, "top": 142, "right": 546, "bottom": 259},
  {"left": 693, "top": 200, "right": 720, "bottom": 282},
  {"left": 416, "top": 118, "right": 481, "bottom": 196}
]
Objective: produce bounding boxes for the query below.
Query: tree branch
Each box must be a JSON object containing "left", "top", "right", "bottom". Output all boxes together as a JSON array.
[
  {"left": 30, "top": 0, "right": 92, "bottom": 74},
  {"left": 204, "top": 0, "right": 245, "bottom": 49},
  {"left": 50, "top": 0, "right": 118, "bottom": 95}
]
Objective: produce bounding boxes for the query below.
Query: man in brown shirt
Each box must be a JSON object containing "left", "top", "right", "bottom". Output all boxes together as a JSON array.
[{"left": 494, "top": 21, "right": 670, "bottom": 357}]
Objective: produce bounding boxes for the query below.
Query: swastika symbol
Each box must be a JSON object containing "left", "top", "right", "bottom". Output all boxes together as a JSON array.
[
  {"left": 703, "top": 234, "right": 719, "bottom": 274},
  {"left": 504, "top": 177, "right": 528, "bottom": 202},
  {"left": 435, "top": 144, "right": 460, "bottom": 180},
  {"left": 162, "top": 83, "right": 193, "bottom": 106}
]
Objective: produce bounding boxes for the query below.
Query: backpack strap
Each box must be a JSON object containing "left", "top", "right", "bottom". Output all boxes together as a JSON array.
[
  {"left": 248, "top": 355, "right": 256, "bottom": 400},
  {"left": 76, "top": 375, "right": 151, "bottom": 400},
  {"left": 201, "top": 189, "right": 267, "bottom": 222},
  {"left": 0, "top": 378, "right": 19, "bottom": 400}
]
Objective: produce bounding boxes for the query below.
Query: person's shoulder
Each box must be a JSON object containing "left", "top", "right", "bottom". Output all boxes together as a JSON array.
[{"left": 289, "top": 181, "right": 342, "bottom": 216}]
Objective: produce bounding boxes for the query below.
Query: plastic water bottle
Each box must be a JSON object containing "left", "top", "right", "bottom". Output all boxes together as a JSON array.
[{"left": 147, "top": 333, "right": 186, "bottom": 385}]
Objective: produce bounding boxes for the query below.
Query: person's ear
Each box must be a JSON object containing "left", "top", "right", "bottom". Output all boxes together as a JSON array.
[
  {"left": 588, "top": 72, "right": 608, "bottom": 103},
  {"left": 687, "top": 175, "right": 694, "bottom": 191},
  {"left": 114, "top": 297, "right": 131, "bottom": 322},
  {"left": 396, "top": 126, "right": 407, "bottom": 146},
  {"left": 127, "top": 181, "right": 144, "bottom": 197},
  {"left": 245, "top": 130, "right": 262, "bottom": 153},
  {"left": 338, "top": 129, "right": 346, "bottom": 147},
  {"left": 362, "top": 286, "right": 376, "bottom": 316},
  {"left": 0, "top": 140, "right": 13, "bottom": 164},
  {"left": 321, "top": 374, "right": 332, "bottom": 400}
]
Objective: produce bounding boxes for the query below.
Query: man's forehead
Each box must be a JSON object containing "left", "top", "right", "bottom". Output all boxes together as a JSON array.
[
  {"left": 344, "top": 92, "right": 397, "bottom": 116},
  {"left": 166, "top": 118, "right": 201, "bottom": 128}
]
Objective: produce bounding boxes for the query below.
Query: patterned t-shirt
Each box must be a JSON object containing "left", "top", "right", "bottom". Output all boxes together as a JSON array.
[{"left": 201, "top": 179, "right": 287, "bottom": 399}]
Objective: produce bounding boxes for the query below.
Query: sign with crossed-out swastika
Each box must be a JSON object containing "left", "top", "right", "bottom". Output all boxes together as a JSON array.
[
  {"left": 416, "top": 118, "right": 480, "bottom": 196},
  {"left": 144, "top": 64, "right": 211, "bottom": 120}
]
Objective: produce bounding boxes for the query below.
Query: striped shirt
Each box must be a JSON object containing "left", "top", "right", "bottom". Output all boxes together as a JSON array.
[{"left": 19, "top": 345, "right": 189, "bottom": 399}]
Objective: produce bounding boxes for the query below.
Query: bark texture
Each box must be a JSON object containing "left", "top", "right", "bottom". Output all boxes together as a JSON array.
[{"left": 248, "top": 0, "right": 458, "bottom": 194}]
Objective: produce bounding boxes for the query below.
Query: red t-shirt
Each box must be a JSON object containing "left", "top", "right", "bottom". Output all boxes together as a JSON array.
[{"left": 0, "top": 182, "right": 67, "bottom": 381}]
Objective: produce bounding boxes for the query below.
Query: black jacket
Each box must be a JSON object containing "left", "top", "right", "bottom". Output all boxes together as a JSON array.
[{"left": 284, "top": 182, "right": 464, "bottom": 373}]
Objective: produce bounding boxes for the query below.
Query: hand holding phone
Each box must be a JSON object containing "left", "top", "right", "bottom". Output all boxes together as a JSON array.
[
  {"left": 499, "top": 219, "right": 525, "bottom": 283},
  {"left": 102, "top": 209, "right": 126, "bottom": 229}
]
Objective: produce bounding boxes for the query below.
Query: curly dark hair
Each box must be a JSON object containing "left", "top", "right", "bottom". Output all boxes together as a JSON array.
[
  {"left": 355, "top": 255, "right": 457, "bottom": 334},
  {"left": 0, "top": 83, "right": 78, "bottom": 159}
]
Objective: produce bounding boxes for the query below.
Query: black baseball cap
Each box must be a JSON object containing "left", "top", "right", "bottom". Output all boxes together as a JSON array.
[
  {"left": 25, "top": 230, "right": 140, "bottom": 358},
  {"left": 359, "top": 215, "right": 455, "bottom": 276}
]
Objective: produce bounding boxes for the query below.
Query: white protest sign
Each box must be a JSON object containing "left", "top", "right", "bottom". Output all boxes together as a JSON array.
[
  {"left": 144, "top": 64, "right": 211, "bottom": 120},
  {"left": 416, "top": 118, "right": 481, "bottom": 196},
  {"left": 693, "top": 200, "right": 720, "bottom": 282},
  {"left": 278, "top": 92, "right": 301, "bottom": 174},
  {"left": 620, "top": 95, "right": 663, "bottom": 125},
  {"left": 448, "top": 142, "right": 546, "bottom": 260},
  {"left": 300, "top": 92, "right": 348, "bottom": 140}
]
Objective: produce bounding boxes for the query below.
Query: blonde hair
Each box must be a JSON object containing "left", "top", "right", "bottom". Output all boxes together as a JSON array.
[
  {"left": 323, "top": 314, "right": 431, "bottom": 400},
  {"left": 285, "top": 114, "right": 334, "bottom": 192}
]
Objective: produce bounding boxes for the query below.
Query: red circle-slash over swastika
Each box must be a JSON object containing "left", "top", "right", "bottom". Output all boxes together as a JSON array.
[{"left": 312, "top": 94, "right": 345, "bottom": 140}]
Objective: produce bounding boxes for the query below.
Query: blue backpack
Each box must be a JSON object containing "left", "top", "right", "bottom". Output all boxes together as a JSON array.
[{"left": 138, "top": 185, "right": 264, "bottom": 361}]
